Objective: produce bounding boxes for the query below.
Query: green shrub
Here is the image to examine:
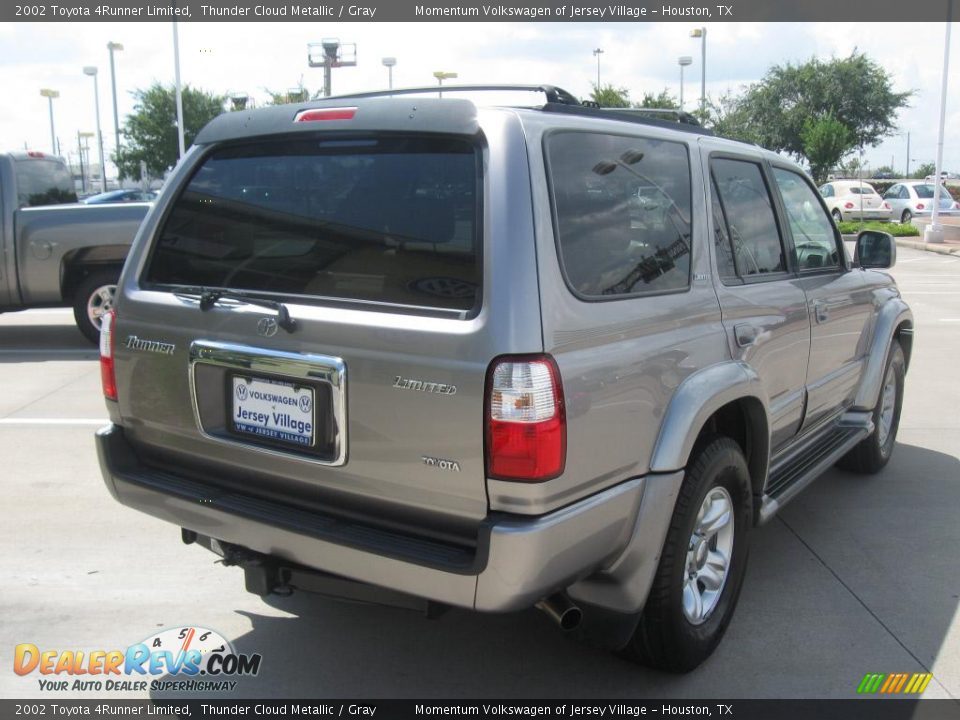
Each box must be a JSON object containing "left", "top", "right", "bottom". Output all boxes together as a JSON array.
[{"left": 837, "top": 221, "right": 919, "bottom": 237}]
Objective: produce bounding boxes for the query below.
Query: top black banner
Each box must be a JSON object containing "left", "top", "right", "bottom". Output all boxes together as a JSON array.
[{"left": 5, "top": 0, "right": 960, "bottom": 22}]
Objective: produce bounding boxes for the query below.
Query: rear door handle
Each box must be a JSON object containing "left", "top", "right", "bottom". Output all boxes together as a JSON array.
[{"left": 734, "top": 323, "right": 758, "bottom": 347}]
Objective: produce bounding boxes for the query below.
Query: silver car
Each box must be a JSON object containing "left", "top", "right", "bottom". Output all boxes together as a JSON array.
[
  {"left": 96, "top": 85, "right": 912, "bottom": 673},
  {"left": 883, "top": 181, "right": 959, "bottom": 223}
]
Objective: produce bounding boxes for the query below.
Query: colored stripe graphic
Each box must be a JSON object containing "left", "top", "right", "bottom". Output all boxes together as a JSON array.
[{"left": 858, "top": 672, "right": 932, "bottom": 694}]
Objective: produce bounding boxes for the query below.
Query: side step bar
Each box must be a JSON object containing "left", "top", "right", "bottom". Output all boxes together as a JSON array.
[{"left": 758, "top": 410, "right": 873, "bottom": 525}]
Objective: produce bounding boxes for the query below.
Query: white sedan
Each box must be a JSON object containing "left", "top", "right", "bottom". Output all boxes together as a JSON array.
[
  {"left": 819, "top": 181, "right": 892, "bottom": 223},
  {"left": 883, "top": 181, "right": 960, "bottom": 224}
]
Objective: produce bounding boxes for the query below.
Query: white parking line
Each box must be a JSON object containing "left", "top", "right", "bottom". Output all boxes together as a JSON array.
[{"left": 0, "top": 418, "right": 106, "bottom": 426}]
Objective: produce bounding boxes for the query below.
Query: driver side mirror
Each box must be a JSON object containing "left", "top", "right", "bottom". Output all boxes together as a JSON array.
[{"left": 854, "top": 230, "right": 896, "bottom": 269}]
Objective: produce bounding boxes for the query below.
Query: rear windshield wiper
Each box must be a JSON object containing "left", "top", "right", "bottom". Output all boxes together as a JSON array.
[{"left": 186, "top": 287, "right": 297, "bottom": 333}]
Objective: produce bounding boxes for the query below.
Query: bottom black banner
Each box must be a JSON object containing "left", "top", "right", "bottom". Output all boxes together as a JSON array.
[{"left": 1, "top": 700, "right": 958, "bottom": 720}]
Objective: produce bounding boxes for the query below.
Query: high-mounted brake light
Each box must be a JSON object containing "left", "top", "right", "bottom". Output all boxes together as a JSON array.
[
  {"left": 100, "top": 310, "right": 117, "bottom": 401},
  {"left": 294, "top": 107, "right": 357, "bottom": 123},
  {"left": 485, "top": 355, "right": 566, "bottom": 482}
]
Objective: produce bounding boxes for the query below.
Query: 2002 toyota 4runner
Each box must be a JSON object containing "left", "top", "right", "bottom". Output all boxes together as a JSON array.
[{"left": 96, "top": 85, "right": 912, "bottom": 671}]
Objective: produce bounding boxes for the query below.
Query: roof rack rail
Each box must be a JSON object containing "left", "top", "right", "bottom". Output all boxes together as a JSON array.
[
  {"left": 325, "top": 84, "right": 582, "bottom": 106},
  {"left": 542, "top": 103, "right": 714, "bottom": 137},
  {"left": 599, "top": 107, "right": 704, "bottom": 127}
]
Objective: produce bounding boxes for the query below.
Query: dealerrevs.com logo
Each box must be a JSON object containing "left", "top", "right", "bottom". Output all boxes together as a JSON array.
[{"left": 13, "top": 626, "right": 262, "bottom": 693}]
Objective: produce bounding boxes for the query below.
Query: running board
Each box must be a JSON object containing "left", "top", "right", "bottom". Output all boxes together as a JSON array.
[{"left": 758, "top": 410, "right": 873, "bottom": 525}]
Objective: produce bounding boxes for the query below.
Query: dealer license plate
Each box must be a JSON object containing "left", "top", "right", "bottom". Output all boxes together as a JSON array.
[{"left": 231, "top": 376, "right": 315, "bottom": 447}]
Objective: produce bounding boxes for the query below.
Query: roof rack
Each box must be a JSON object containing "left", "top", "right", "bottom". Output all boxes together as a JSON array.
[
  {"left": 542, "top": 103, "right": 714, "bottom": 137},
  {"left": 326, "top": 84, "right": 582, "bottom": 106},
  {"left": 598, "top": 107, "right": 704, "bottom": 127}
]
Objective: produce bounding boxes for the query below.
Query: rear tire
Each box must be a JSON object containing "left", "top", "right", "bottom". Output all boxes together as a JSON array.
[
  {"left": 901, "top": 209, "right": 913, "bottom": 224},
  {"left": 621, "top": 437, "right": 752, "bottom": 672},
  {"left": 832, "top": 208, "right": 843, "bottom": 224},
  {"left": 838, "top": 341, "right": 905, "bottom": 474},
  {"left": 73, "top": 270, "right": 119, "bottom": 345}
]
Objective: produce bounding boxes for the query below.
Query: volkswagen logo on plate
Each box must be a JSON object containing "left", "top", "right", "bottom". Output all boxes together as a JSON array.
[
  {"left": 298, "top": 394, "right": 312, "bottom": 413},
  {"left": 257, "top": 317, "right": 279, "bottom": 337},
  {"left": 236, "top": 383, "right": 248, "bottom": 401}
]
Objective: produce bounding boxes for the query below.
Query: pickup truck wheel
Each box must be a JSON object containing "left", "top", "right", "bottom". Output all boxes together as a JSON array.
[
  {"left": 73, "top": 270, "right": 119, "bottom": 344},
  {"left": 621, "top": 437, "right": 751, "bottom": 672},
  {"left": 838, "top": 341, "right": 905, "bottom": 474}
]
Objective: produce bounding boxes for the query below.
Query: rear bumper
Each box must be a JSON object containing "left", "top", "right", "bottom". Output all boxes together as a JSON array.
[
  {"left": 841, "top": 209, "right": 892, "bottom": 221},
  {"left": 96, "top": 424, "right": 645, "bottom": 612}
]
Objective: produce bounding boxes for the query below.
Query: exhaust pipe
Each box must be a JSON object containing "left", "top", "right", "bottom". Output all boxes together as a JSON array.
[{"left": 536, "top": 593, "right": 582, "bottom": 632}]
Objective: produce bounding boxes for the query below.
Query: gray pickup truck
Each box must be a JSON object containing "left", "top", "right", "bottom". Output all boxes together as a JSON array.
[
  {"left": 96, "top": 86, "right": 912, "bottom": 672},
  {"left": 0, "top": 152, "right": 150, "bottom": 342}
]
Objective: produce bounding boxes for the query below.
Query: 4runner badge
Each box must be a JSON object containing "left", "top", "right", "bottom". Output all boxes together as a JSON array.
[{"left": 125, "top": 336, "right": 175, "bottom": 355}]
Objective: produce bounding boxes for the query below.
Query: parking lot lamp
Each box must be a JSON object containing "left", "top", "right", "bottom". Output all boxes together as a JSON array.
[
  {"left": 433, "top": 71, "right": 457, "bottom": 98},
  {"left": 925, "top": 17, "right": 951, "bottom": 244},
  {"left": 592, "top": 48, "right": 604, "bottom": 90},
  {"left": 678, "top": 56, "right": 693, "bottom": 111},
  {"left": 107, "top": 42, "right": 123, "bottom": 160},
  {"left": 82, "top": 67, "right": 107, "bottom": 192},
  {"left": 382, "top": 57, "right": 396, "bottom": 89},
  {"left": 39, "top": 89, "right": 59, "bottom": 155},
  {"left": 689, "top": 28, "right": 706, "bottom": 118}
]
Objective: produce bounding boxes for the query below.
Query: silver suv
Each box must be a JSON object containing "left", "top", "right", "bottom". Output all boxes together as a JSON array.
[{"left": 96, "top": 85, "right": 912, "bottom": 671}]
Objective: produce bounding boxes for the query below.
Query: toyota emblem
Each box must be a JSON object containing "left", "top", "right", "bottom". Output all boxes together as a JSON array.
[{"left": 257, "top": 317, "right": 279, "bottom": 337}]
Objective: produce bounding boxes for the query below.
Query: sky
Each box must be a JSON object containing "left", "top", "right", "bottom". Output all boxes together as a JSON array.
[{"left": 1, "top": 21, "right": 957, "bottom": 178}]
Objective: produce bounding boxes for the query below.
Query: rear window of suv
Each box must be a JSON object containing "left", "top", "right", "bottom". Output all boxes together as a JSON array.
[{"left": 144, "top": 136, "right": 480, "bottom": 315}]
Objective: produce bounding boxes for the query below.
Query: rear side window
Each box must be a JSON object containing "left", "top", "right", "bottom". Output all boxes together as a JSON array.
[
  {"left": 15, "top": 158, "right": 77, "bottom": 208},
  {"left": 145, "top": 136, "right": 480, "bottom": 314},
  {"left": 710, "top": 158, "right": 786, "bottom": 279},
  {"left": 546, "top": 132, "right": 692, "bottom": 298}
]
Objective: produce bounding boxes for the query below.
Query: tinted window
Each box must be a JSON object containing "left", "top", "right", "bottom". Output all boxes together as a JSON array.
[
  {"left": 15, "top": 158, "right": 77, "bottom": 208},
  {"left": 847, "top": 186, "right": 876, "bottom": 195},
  {"left": 772, "top": 167, "right": 840, "bottom": 270},
  {"left": 819, "top": 185, "right": 833, "bottom": 198},
  {"left": 546, "top": 132, "right": 692, "bottom": 297},
  {"left": 711, "top": 159, "right": 786, "bottom": 278},
  {"left": 884, "top": 185, "right": 899, "bottom": 199},
  {"left": 145, "top": 136, "right": 479, "bottom": 314},
  {"left": 914, "top": 184, "right": 938, "bottom": 199},
  {"left": 711, "top": 181, "right": 738, "bottom": 281}
]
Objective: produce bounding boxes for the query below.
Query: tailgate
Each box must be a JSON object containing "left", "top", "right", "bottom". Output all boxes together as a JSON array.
[{"left": 111, "top": 116, "right": 541, "bottom": 544}]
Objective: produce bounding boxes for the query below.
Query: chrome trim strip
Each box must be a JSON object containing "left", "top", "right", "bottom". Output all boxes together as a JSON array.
[{"left": 188, "top": 340, "right": 348, "bottom": 466}]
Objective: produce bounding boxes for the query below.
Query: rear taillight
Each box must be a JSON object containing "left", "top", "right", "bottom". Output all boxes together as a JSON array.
[
  {"left": 485, "top": 355, "right": 565, "bottom": 482},
  {"left": 100, "top": 310, "right": 117, "bottom": 401},
  {"left": 844, "top": 202, "right": 855, "bottom": 209},
  {"left": 916, "top": 203, "right": 925, "bottom": 210},
  {"left": 882, "top": 202, "right": 891, "bottom": 209},
  {"left": 953, "top": 202, "right": 959, "bottom": 209}
]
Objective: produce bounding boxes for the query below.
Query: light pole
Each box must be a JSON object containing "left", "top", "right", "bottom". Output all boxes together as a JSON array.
[
  {"left": 82, "top": 67, "right": 107, "bottom": 192},
  {"left": 678, "top": 56, "right": 693, "bottom": 111},
  {"left": 78, "top": 131, "right": 94, "bottom": 193},
  {"left": 172, "top": 23, "right": 185, "bottom": 159},
  {"left": 39, "top": 89, "right": 59, "bottom": 155},
  {"left": 107, "top": 42, "right": 123, "bottom": 161},
  {"left": 689, "top": 27, "right": 707, "bottom": 117},
  {"left": 592, "top": 48, "right": 604, "bottom": 90},
  {"left": 382, "top": 57, "right": 396, "bottom": 89},
  {"left": 925, "top": 15, "right": 952, "bottom": 244},
  {"left": 433, "top": 71, "right": 457, "bottom": 98}
]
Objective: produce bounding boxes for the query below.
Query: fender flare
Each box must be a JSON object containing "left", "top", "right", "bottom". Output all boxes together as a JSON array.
[
  {"left": 649, "top": 360, "right": 769, "bottom": 474},
  {"left": 853, "top": 298, "right": 913, "bottom": 411}
]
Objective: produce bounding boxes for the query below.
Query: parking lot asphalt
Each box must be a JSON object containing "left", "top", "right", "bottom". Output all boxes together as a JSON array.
[{"left": 1, "top": 245, "right": 958, "bottom": 701}]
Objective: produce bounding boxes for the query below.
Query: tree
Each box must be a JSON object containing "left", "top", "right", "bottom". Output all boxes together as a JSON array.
[
  {"left": 590, "top": 83, "right": 631, "bottom": 108},
  {"left": 700, "top": 91, "right": 758, "bottom": 144},
  {"left": 734, "top": 51, "right": 910, "bottom": 167},
  {"left": 634, "top": 90, "right": 678, "bottom": 109},
  {"left": 912, "top": 162, "right": 936, "bottom": 179},
  {"left": 802, "top": 113, "right": 853, "bottom": 184},
  {"left": 115, "top": 83, "right": 225, "bottom": 180}
]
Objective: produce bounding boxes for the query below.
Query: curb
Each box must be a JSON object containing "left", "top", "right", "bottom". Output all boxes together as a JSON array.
[{"left": 895, "top": 238, "right": 960, "bottom": 256}]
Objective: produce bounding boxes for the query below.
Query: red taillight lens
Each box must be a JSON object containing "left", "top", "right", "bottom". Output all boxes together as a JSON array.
[
  {"left": 953, "top": 202, "right": 960, "bottom": 209},
  {"left": 294, "top": 107, "right": 357, "bottom": 122},
  {"left": 100, "top": 310, "right": 117, "bottom": 401},
  {"left": 916, "top": 203, "right": 925, "bottom": 210},
  {"left": 844, "top": 202, "right": 855, "bottom": 209},
  {"left": 485, "top": 355, "right": 566, "bottom": 482},
  {"left": 882, "top": 202, "right": 891, "bottom": 209}
]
